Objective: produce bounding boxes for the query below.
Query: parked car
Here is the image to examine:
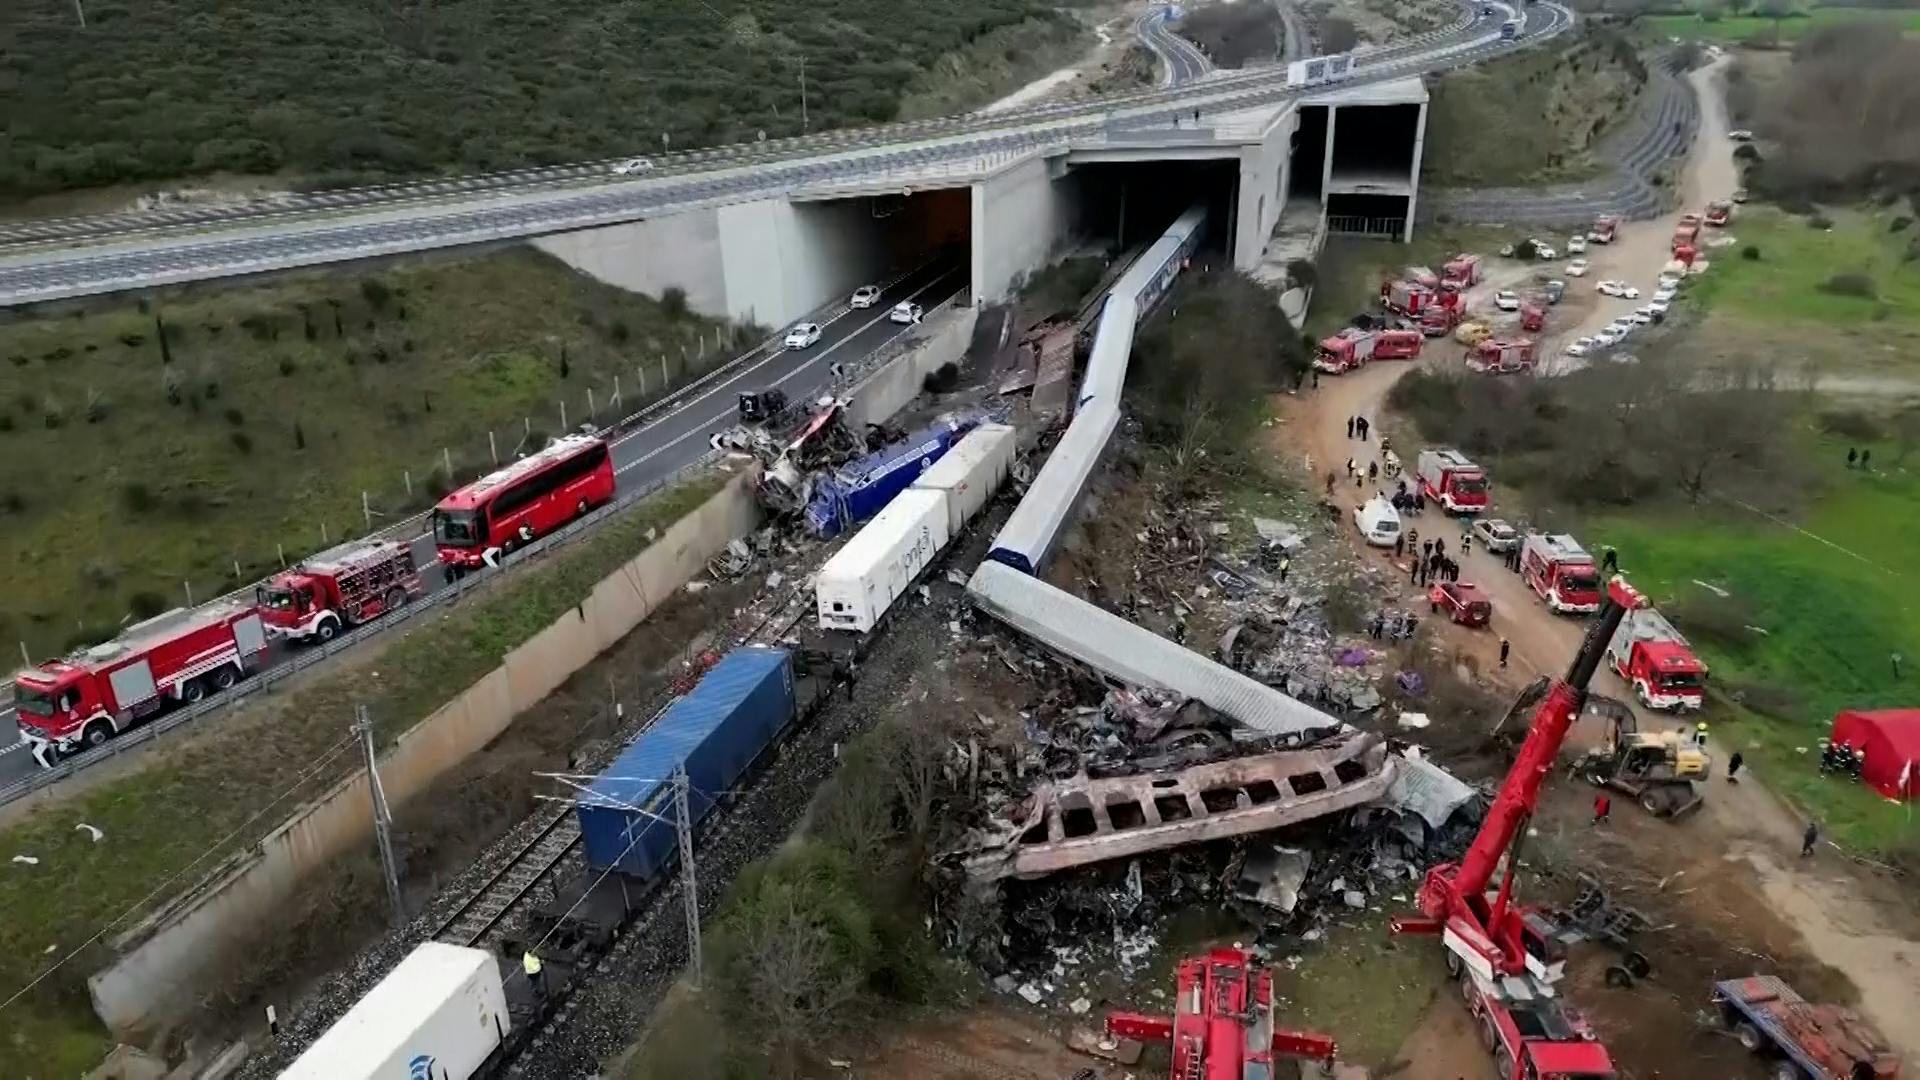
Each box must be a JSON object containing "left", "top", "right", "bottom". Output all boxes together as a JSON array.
[
  {"left": 1353, "top": 495, "right": 1402, "bottom": 547},
  {"left": 850, "top": 285, "right": 881, "bottom": 309},
  {"left": 1567, "top": 235, "right": 1587, "bottom": 254},
  {"left": 611, "top": 157, "right": 654, "bottom": 176},
  {"left": 1565, "top": 337, "right": 1595, "bottom": 357},
  {"left": 1494, "top": 290, "right": 1521, "bottom": 311},
  {"left": 889, "top": 301, "right": 923, "bottom": 325},
  {"left": 1472, "top": 517, "right": 1521, "bottom": 553},
  {"left": 1728, "top": 129, "right": 1754, "bottom": 141},
  {"left": 1429, "top": 581, "right": 1493, "bottom": 627},
  {"left": 1607, "top": 317, "right": 1638, "bottom": 339},
  {"left": 1592, "top": 327, "right": 1622, "bottom": 348},
  {"left": 1543, "top": 279, "right": 1567, "bottom": 304},
  {"left": 1644, "top": 298, "right": 1670, "bottom": 317},
  {"left": 1597, "top": 280, "right": 1640, "bottom": 299},
  {"left": 1626, "top": 309, "right": 1654, "bottom": 326},
  {"left": 1534, "top": 242, "right": 1559, "bottom": 260},
  {"left": 784, "top": 322, "right": 823, "bottom": 349},
  {"left": 1565, "top": 258, "right": 1590, "bottom": 277}
]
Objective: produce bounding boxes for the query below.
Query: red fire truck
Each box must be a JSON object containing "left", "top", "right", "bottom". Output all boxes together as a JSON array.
[
  {"left": 1605, "top": 605, "right": 1707, "bottom": 711},
  {"left": 1520, "top": 303, "right": 1546, "bottom": 333},
  {"left": 432, "top": 434, "right": 616, "bottom": 579},
  {"left": 258, "top": 538, "right": 424, "bottom": 645},
  {"left": 1443, "top": 253, "right": 1483, "bottom": 288},
  {"left": 1521, "top": 533, "right": 1603, "bottom": 614},
  {"left": 1466, "top": 338, "right": 1538, "bottom": 375},
  {"left": 1673, "top": 213, "right": 1702, "bottom": 253},
  {"left": 1108, "top": 948, "right": 1336, "bottom": 1077},
  {"left": 13, "top": 602, "right": 269, "bottom": 765},
  {"left": 1314, "top": 328, "right": 1423, "bottom": 373},
  {"left": 1417, "top": 448, "right": 1491, "bottom": 513},
  {"left": 1704, "top": 200, "right": 1732, "bottom": 227},
  {"left": 1420, "top": 301, "right": 1464, "bottom": 337},
  {"left": 1380, "top": 279, "right": 1460, "bottom": 321},
  {"left": 1589, "top": 214, "right": 1620, "bottom": 244}
]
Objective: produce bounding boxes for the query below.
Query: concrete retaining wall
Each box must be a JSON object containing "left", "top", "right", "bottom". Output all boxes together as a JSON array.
[
  {"left": 88, "top": 476, "right": 759, "bottom": 1040},
  {"left": 85, "top": 315, "right": 980, "bottom": 1043},
  {"left": 531, "top": 209, "right": 729, "bottom": 318},
  {"left": 971, "top": 156, "right": 1079, "bottom": 303},
  {"left": 843, "top": 307, "right": 980, "bottom": 429}
]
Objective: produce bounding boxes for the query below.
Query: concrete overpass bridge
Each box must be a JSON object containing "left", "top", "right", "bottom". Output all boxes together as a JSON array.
[{"left": 0, "top": 1, "right": 1571, "bottom": 328}]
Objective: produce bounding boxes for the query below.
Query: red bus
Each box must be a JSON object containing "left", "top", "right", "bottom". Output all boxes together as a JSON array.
[{"left": 432, "top": 434, "right": 616, "bottom": 578}]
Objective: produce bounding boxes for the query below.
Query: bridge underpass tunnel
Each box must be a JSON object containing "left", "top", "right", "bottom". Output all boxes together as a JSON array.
[
  {"left": 1321, "top": 80, "right": 1429, "bottom": 242},
  {"left": 777, "top": 186, "right": 972, "bottom": 318},
  {"left": 1069, "top": 159, "right": 1239, "bottom": 270}
]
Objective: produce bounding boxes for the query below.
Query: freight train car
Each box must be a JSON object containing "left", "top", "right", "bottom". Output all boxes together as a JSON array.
[{"left": 281, "top": 943, "right": 510, "bottom": 1080}]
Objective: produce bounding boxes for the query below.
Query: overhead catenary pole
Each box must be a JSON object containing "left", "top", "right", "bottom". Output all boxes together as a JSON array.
[
  {"left": 799, "top": 55, "right": 809, "bottom": 133},
  {"left": 674, "top": 766, "right": 702, "bottom": 989},
  {"left": 357, "top": 705, "right": 406, "bottom": 928}
]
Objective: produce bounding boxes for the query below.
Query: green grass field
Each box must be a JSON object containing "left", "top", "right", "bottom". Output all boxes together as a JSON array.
[
  {"left": 1687, "top": 208, "right": 1920, "bottom": 327},
  {"left": 0, "top": 248, "right": 735, "bottom": 657},
  {"left": 1643, "top": 8, "right": 1920, "bottom": 42},
  {"left": 0, "top": 471, "right": 726, "bottom": 1078},
  {"left": 1592, "top": 449, "right": 1920, "bottom": 856}
]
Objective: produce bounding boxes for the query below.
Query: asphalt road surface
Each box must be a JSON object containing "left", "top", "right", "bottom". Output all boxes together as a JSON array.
[
  {"left": 1136, "top": 5, "right": 1215, "bottom": 87},
  {"left": 0, "top": 261, "right": 964, "bottom": 787}
]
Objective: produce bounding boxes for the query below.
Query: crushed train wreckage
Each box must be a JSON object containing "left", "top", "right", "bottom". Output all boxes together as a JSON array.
[{"left": 963, "top": 733, "right": 1396, "bottom": 881}]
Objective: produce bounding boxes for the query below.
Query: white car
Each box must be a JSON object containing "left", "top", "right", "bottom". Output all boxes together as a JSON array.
[
  {"left": 889, "top": 301, "right": 923, "bottom": 325},
  {"left": 850, "top": 285, "right": 880, "bottom": 309},
  {"left": 1354, "top": 496, "right": 1402, "bottom": 547},
  {"left": 784, "top": 322, "right": 822, "bottom": 349},
  {"left": 1565, "top": 337, "right": 1594, "bottom": 357},
  {"left": 1494, "top": 290, "right": 1521, "bottom": 311},
  {"left": 611, "top": 157, "right": 654, "bottom": 176},
  {"left": 1565, "top": 258, "right": 1590, "bottom": 278},
  {"left": 1534, "top": 242, "right": 1559, "bottom": 261},
  {"left": 1652, "top": 288, "right": 1677, "bottom": 305},
  {"left": 1597, "top": 280, "right": 1640, "bottom": 299},
  {"left": 1626, "top": 310, "right": 1654, "bottom": 326},
  {"left": 1607, "top": 317, "right": 1638, "bottom": 338},
  {"left": 1591, "top": 328, "right": 1622, "bottom": 348},
  {"left": 1728, "top": 129, "right": 1754, "bottom": 141},
  {"left": 1645, "top": 298, "right": 1671, "bottom": 316},
  {"left": 1567, "top": 235, "right": 1588, "bottom": 254},
  {"left": 1656, "top": 274, "right": 1682, "bottom": 291}
]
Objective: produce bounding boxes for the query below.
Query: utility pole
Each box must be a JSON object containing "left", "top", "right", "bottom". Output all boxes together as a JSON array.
[
  {"left": 357, "top": 706, "right": 406, "bottom": 929},
  {"left": 674, "top": 766, "right": 702, "bottom": 988},
  {"left": 799, "top": 56, "right": 810, "bottom": 133},
  {"left": 73, "top": 0, "right": 86, "bottom": 28}
]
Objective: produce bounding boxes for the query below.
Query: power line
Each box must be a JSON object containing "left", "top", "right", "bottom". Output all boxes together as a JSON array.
[{"left": 0, "top": 733, "right": 360, "bottom": 1014}]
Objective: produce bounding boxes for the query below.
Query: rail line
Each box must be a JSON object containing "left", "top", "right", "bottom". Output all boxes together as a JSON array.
[{"left": 432, "top": 807, "right": 582, "bottom": 950}]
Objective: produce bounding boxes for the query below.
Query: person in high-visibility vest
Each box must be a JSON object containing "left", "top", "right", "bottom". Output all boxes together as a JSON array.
[
  {"left": 523, "top": 950, "right": 545, "bottom": 998},
  {"left": 1694, "top": 721, "right": 1709, "bottom": 749}
]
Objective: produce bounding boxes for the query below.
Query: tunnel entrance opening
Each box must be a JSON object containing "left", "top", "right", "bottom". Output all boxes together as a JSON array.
[
  {"left": 1071, "top": 159, "right": 1240, "bottom": 269},
  {"left": 1289, "top": 104, "right": 1329, "bottom": 205},
  {"left": 780, "top": 186, "right": 973, "bottom": 329},
  {"left": 1326, "top": 193, "right": 1409, "bottom": 239}
]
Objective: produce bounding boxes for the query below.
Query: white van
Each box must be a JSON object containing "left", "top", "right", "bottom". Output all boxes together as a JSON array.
[{"left": 1353, "top": 495, "right": 1402, "bottom": 547}]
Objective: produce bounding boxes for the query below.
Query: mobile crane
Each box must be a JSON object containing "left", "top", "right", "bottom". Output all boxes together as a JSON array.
[
  {"left": 1390, "top": 576, "right": 1646, "bottom": 1080},
  {"left": 1107, "top": 947, "right": 1337, "bottom": 1079}
]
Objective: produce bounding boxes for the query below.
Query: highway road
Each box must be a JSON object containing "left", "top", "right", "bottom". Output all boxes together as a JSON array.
[
  {"left": 1136, "top": 5, "right": 1215, "bottom": 88},
  {"left": 0, "top": 2, "right": 1571, "bottom": 307},
  {"left": 0, "top": 261, "right": 963, "bottom": 787}
]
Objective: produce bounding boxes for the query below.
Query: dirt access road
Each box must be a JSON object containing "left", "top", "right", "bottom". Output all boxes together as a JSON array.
[{"left": 1270, "top": 57, "right": 1920, "bottom": 1069}]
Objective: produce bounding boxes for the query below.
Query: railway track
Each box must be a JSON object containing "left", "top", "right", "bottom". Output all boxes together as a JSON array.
[{"left": 433, "top": 808, "right": 583, "bottom": 949}]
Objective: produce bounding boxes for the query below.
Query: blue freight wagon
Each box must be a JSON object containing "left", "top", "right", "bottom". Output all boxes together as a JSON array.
[
  {"left": 803, "top": 413, "right": 982, "bottom": 537},
  {"left": 576, "top": 646, "right": 796, "bottom": 877}
]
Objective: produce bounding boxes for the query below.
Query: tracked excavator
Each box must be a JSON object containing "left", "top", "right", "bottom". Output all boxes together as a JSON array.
[{"left": 1389, "top": 577, "right": 1650, "bottom": 1080}]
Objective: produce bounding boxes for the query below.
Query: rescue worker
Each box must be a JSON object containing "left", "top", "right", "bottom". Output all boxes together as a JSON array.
[
  {"left": 1393, "top": 534, "right": 1405, "bottom": 558},
  {"left": 1347, "top": 416, "right": 1357, "bottom": 439},
  {"left": 1357, "top": 416, "right": 1370, "bottom": 440},
  {"left": 1592, "top": 793, "right": 1611, "bottom": 825},
  {"left": 1499, "top": 638, "right": 1511, "bottom": 668},
  {"left": 1279, "top": 555, "right": 1292, "bottom": 583},
  {"left": 1325, "top": 470, "right": 1337, "bottom": 497},
  {"left": 1693, "top": 721, "right": 1709, "bottom": 749},
  {"left": 1601, "top": 545, "right": 1618, "bottom": 574},
  {"left": 1368, "top": 460, "right": 1379, "bottom": 481},
  {"left": 523, "top": 949, "right": 545, "bottom": 1000},
  {"left": 1847, "top": 447, "right": 1859, "bottom": 469},
  {"left": 1727, "top": 751, "right": 1744, "bottom": 783},
  {"left": 1801, "top": 820, "right": 1820, "bottom": 857}
]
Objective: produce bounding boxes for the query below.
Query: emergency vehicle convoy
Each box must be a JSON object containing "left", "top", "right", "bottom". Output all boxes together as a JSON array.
[
  {"left": 1522, "top": 533, "right": 1603, "bottom": 614},
  {"left": 431, "top": 434, "right": 616, "bottom": 580},
  {"left": 12, "top": 602, "right": 269, "bottom": 765},
  {"left": 1314, "top": 327, "right": 1423, "bottom": 373},
  {"left": 1605, "top": 605, "right": 1708, "bottom": 711},
  {"left": 1416, "top": 448, "right": 1491, "bottom": 513},
  {"left": 257, "top": 539, "right": 423, "bottom": 644}
]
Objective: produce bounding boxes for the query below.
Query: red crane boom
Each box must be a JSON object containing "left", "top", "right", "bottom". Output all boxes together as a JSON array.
[{"left": 1108, "top": 947, "right": 1336, "bottom": 1080}]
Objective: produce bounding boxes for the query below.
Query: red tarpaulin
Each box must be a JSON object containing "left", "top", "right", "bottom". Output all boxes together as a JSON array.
[{"left": 1829, "top": 709, "right": 1920, "bottom": 801}]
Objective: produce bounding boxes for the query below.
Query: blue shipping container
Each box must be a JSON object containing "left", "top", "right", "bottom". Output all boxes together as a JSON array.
[
  {"left": 803, "top": 413, "right": 982, "bottom": 537},
  {"left": 577, "top": 647, "right": 796, "bottom": 877}
]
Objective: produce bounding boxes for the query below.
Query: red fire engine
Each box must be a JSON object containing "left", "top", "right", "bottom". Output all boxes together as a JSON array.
[
  {"left": 1314, "top": 327, "right": 1423, "bottom": 373},
  {"left": 12, "top": 602, "right": 269, "bottom": 766},
  {"left": 1403, "top": 265, "right": 1441, "bottom": 290},
  {"left": 1605, "top": 605, "right": 1707, "bottom": 711},
  {"left": 1420, "top": 301, "right": 1464, "bottom": 337},
  {"left": 1704, "top": 200, "right": 1732, "bottom": 227},
  {"left": 1467, "top": 338, "right": 1538, "bottom": 375},
  {"left": 1589, "top": 215, "right": 1620, "bottom": 244},
  {"left": 1673, "top": 214, "right": 1702, "bottom": 253},
  {"left": 1443, "top": 253, "right": 1484, "bottom": 288},
  {"left": 1393, "top": 579, "right": 1647, "bottom": 1080},
  {"left": 1521, "top": 533, "right": 1603, "bottom": 614},
  {"left": 1380, "top": 279, "right": 1460, "bottom": 321},
  {"left": 1108, "top": 948, "right": 1337, "bottom": 1077},
  {"left": 257, "top": 538, "right": 424, "bottom": 645},
  {"left": 432, "top": 434, "right": 616, "bottom": 579},
  {"left": 1520, "top": 303, "right": 1546, "bottom": 333},
  {"left": 1416, "top": 448, "right": 1491, "bottom": 513}
]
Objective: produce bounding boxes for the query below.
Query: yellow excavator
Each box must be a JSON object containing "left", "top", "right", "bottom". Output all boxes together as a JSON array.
[{"left": 1570, "top": 694, "right": 1708, "bottom": 817}]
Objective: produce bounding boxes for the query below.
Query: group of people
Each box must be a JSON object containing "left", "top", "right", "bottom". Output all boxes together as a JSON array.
[{"left": 1369, "top": 610, "right": 1420, "bottom": 640}]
